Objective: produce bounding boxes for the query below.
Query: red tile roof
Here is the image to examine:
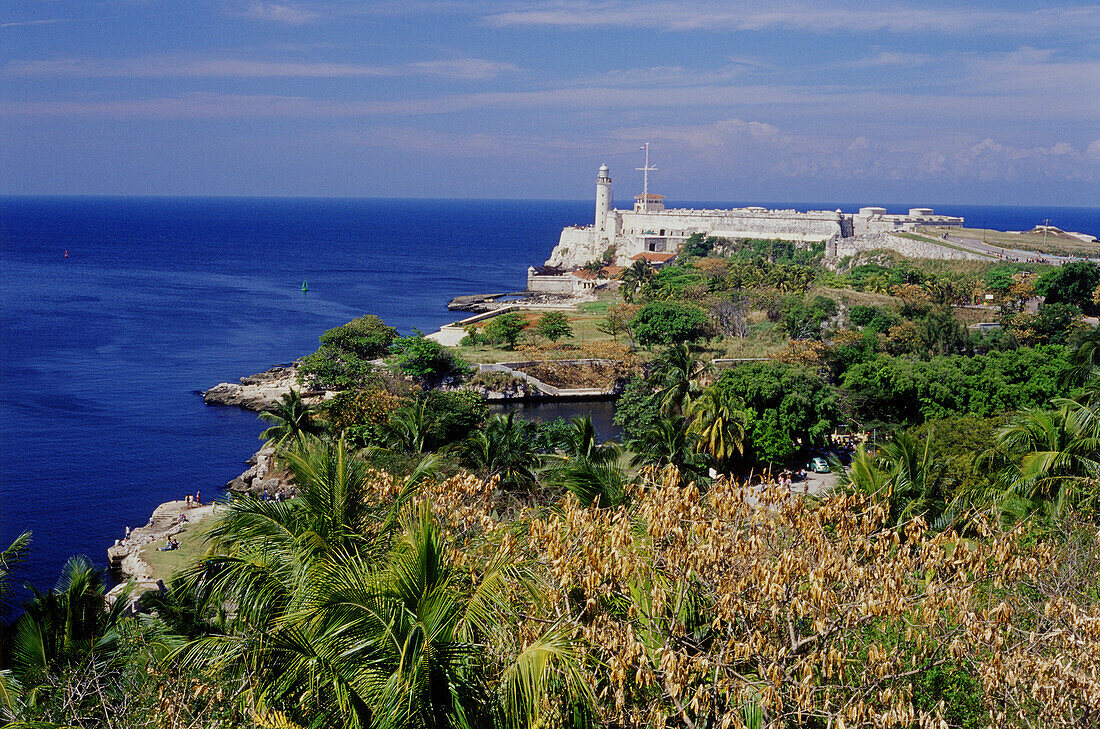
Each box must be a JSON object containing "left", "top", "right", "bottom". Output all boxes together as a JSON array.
[{"left": 630, "top": 251, "right": 676, "bottom": 262}]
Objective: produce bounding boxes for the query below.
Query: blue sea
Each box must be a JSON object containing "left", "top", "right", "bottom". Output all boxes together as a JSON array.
[{"left": 1, "top": 197, "right": 1097, "bottom": 590}]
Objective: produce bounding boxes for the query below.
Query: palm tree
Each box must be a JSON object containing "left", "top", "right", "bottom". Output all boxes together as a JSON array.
[
  {"left": 8, "top": 556, "right": 130, "bottom": 683},
  {"left": 617, "top": 260, "right": 654, "bottom": 303},
  {"left": 0, "top": 530, "right": 30, "bottom": 620},
  {"left": 1062, "top": 328, "right": 1100, "bottom": 394},
  {"left": 382, "top": 398, "right": 435, "bottom": 454},
  {"left": 685, "top": 386, "right": 748, "bottom": 468},
  {"left": 259, "top": 389, "right": 327, "bottom": 449},
  {"left": 628, "top": 416, "right": 707, "bottom": 478},
  {"left": 194, "top": 435, "right": 429, "bottom": 631},
  {"left": 985, "top": 404, "right": 1100, "bottom": 517},
  {"left": 559, "top": 415, "right": 620, "bottom": 465},
  {"left": 464, "top": 412, "right": 538, "bottom": 489},
  {"left": 181, "top": 482, "right": 592, "bottom": 728},
  {"left": 650, "top": 343, "right": 711, "bottom": 416},
  {"left": 547, "top": 457, "right": 631, "bottom": 508},
  {"left": 839, "top": 433, "right": 951, "bottom": 527}
]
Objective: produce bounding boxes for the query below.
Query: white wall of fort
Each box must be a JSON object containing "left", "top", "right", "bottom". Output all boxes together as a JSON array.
[{"left": 542, "top": 164, "right": 967, "bottom": 270}]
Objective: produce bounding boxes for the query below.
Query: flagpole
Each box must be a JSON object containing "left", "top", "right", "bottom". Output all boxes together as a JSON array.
[{"left": 636, "top": 143, "right": 656, "bottom": 212}]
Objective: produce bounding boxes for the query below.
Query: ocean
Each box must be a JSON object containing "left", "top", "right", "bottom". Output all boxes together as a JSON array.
[{"left": 1, "top": 197, "right": 1097, "bottom": 590}]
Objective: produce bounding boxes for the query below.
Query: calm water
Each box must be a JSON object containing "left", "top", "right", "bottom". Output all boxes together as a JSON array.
[{"left": 1, "top": 197, "right": 1096, "bottom": 589}]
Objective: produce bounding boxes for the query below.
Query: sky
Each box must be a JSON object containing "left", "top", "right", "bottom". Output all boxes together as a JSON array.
[{"left": 2, "top": 1, "right": 1099, "bottom": 205}]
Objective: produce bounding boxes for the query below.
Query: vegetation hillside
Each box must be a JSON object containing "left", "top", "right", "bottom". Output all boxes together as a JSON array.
[{"left": 4, "top": 235, "right": 1100, "bottom": 728}]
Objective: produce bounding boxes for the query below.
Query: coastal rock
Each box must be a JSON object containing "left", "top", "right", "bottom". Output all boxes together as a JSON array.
[
  {"left": 203, "top": 365, "right": 299, "bottom": 411},
  {"left": 225, "top": 444, "right": 295, "bottom": 497}
]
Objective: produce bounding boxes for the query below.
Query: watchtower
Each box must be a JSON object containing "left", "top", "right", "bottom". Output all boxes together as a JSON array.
[{"left": 595, "top": 163, "right": 612, "bottom": 232}]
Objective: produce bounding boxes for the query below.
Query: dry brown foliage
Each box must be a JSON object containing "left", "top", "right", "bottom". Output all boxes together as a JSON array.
[{"left": 358, "top": 467, "right": 1100, "bottom": 728}]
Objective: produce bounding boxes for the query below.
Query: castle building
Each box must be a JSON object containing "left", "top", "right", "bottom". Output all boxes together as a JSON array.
[
  {"left": 529, "top": 156, "right": 965, "bottom": 293},
  {"left": 543, "top": 160, "right": 963, "bottom": 270}
]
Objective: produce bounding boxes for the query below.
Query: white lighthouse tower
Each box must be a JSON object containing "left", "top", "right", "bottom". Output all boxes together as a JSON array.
[{"left": 595, "top": 163, "right": 611, "bottom": 232}]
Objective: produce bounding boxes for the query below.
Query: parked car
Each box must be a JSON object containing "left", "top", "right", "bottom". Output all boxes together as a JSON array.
[{"left": 807, "top": 457, "right": 830, "bottom": 473}]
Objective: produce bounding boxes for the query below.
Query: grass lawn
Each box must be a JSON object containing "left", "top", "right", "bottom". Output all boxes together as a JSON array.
[
  {"left": 454, "top": 303, "right": 640, "bottom": 365},
  {"left": 139, "top": 518, "right": 219, "bottom": 581}
]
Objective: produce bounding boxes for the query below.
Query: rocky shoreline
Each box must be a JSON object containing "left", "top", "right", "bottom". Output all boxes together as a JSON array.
[
  {"left": 111, "top": 353, "right": 612, "bottom": 593},
  {"left": 201, "top": 363, "right": 303, "bottom": 411},
  {"left": 105, "top": 500, "right": 217, "bottom": 602},
  {"left": 108, "top": 368, "right": 309, "bottom": 595}
]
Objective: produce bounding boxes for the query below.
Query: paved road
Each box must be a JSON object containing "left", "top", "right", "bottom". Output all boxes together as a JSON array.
[{"left": 941, "top": 233, "right": 1093, "bottom": 266}]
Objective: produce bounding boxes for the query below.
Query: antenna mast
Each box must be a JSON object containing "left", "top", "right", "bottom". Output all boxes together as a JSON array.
[{"left": 636, "top": 143, "right": 657, "bottom": 212}]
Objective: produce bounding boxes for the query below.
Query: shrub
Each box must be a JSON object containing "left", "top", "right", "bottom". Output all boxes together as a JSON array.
[
  {"left": 389, "top": 335, "right": 470, "bottom": 386},
  {"left": 320, "top": 389, "right": 407, "bottom": 431},
  {"left": 631, "top": 301, "right": 710, "bottom": 346},
  {"left": 848, "top": 305, "right": 899, "bottom": 332},
  {"left": 298, "top": 345, "right": 377, "bottom": 390},
  {"left": 422, "top": 390, "right": 488, "bottom": 448},
  {"left": 483, "top": 312, "right": 529, "bottom": 349},
  {"left": 318, "top": 315, "right": 398, "bottom": 360},
  {"left": 534, "top": 312, "right": 574, "bottom": 342}
]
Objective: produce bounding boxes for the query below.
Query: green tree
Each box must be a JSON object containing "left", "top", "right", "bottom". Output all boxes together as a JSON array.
[
  {"left": 612, "top": 375, "right": 662, "bottom": 442},
  {"left": 680, "top": 232, "right": 716, "bottom": 258},
  {"left": 298, "top": 345, "right": 377, "bottom": 390},
  {"left": 389, "top": 334, "right": 469, "bottom": 386},
  {"left": 631, "top": 301, "right": 710, "bottom": 346},
  {"left": 534, "top": 311, "right": 574, "bottom": 342},
  {"left": 841, "top": 347, "right": 1071, "bottom": 425},
  {"left": 782, "top": 295, "right": 837, "bottom": 340},
  {"left": 919, "top": 305, "right": 968, "bottom": 356},
  {"left": 483, "top": 311, "right": 529, "bottom": 349},
  {"left": 318, "top": 315, "right": 398, "bottom": 360},
  {"left": 718, "top": 361, "right": 839, "bottom": 462},
  {"left": 1036, "top": 261, "right": 1100, "bottom": 314},
  {"left": 259, "top": 389, "right": 327, "bottom": 449}
]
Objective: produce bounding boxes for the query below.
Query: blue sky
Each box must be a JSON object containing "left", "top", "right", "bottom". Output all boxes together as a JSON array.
[{"left": 2, "top": 1, "right": 1098, "bottom": 205}]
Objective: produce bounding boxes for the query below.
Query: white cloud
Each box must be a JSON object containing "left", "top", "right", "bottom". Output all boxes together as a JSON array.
[
  {"left": 600, "top": 118, "right": 1099, "bottom": 184},
  {"left": 240, "top": 2, "right": 320, "bottom": 25},
  {"left": 0, "top": 19, "right": 69, "bottom": 29},
  {"left": 841, "top": 51, "right": 930, "bottom": 69},
  {"left": 958, "top": 47, "right": 1100, "bottom": 98},
  {"left": 3, "top": 55, "right": 520, "bottom": 80},
  {"left": 483, "top": 2, "right": 1100, "bottom": 37}
]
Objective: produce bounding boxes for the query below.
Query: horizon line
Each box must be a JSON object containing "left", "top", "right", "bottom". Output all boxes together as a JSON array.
[{"left": 0, "top": 193, "right": 1097, "bottom": 212}]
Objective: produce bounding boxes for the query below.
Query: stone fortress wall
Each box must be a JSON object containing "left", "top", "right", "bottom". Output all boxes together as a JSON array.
[{"left": 534, "top": 163, "right": 970, "bottom": 291}]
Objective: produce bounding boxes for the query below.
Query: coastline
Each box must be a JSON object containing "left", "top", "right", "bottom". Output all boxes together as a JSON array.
[{"left": 106, "top": 500, "right": 218, "bottom": 601}]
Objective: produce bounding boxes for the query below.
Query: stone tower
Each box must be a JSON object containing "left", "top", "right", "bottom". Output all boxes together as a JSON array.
[{"left": 595, "top": 163, "right": 611, "bottom": 232}]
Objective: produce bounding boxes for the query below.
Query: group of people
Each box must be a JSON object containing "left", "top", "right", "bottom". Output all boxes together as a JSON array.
[
  {"left": 262, "top": 487, "right": 289, "bottom": 502},
  {"left": 159, "top": 536, "right": 180, "bottom": 551},
  {"left": 184, "top": 490, "right": 201, "bottom": 507}
]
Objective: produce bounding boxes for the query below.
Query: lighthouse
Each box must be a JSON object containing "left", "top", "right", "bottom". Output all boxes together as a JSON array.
[{"left": 595, "top": 163, "right": 611, "bottom": 232}]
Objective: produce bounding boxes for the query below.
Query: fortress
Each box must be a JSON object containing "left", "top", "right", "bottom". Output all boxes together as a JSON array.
[{"left": 533, "top": 155, "right": 964, "bottom": 292}]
